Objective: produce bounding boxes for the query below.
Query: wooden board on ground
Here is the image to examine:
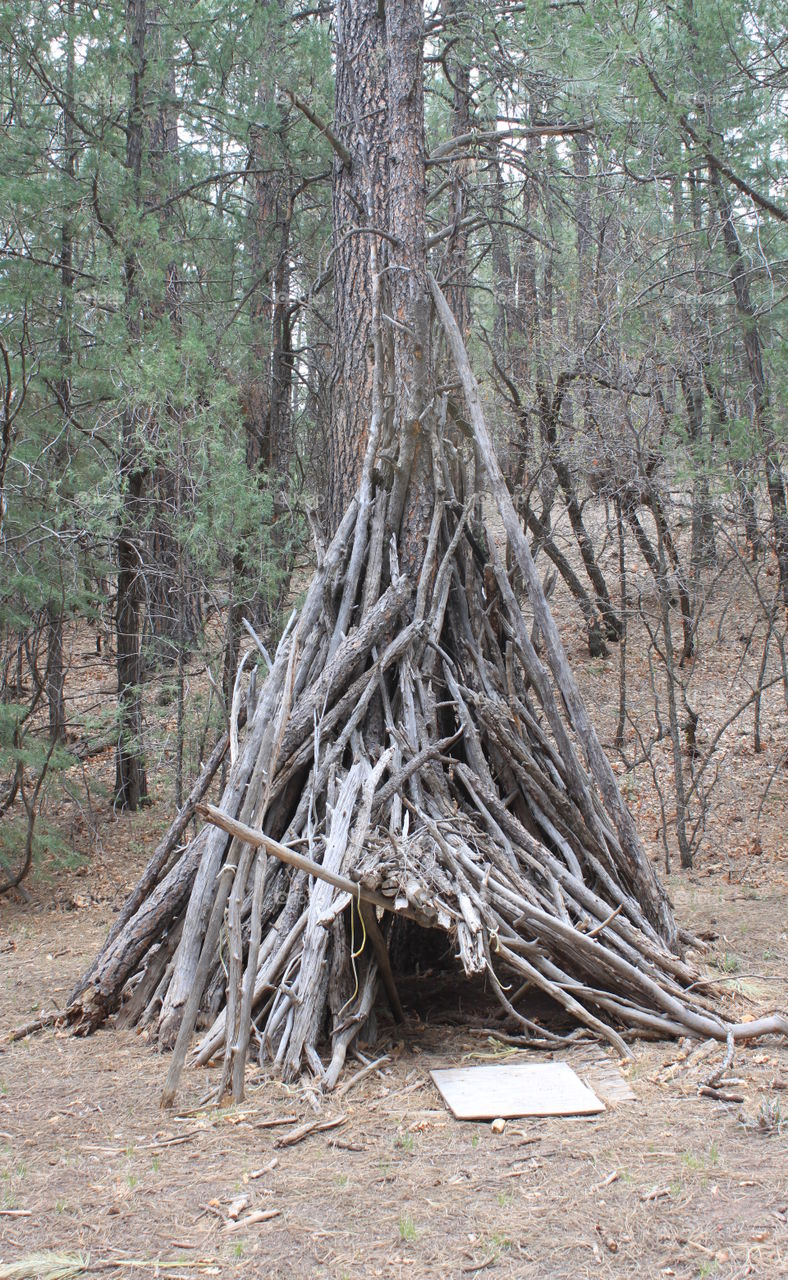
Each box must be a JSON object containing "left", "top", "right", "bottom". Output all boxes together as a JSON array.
[{"left": 430, "top": 1062, "right": 605, "bottom": 1120}]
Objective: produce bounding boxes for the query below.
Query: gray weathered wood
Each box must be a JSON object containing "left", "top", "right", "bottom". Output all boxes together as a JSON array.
[{"left": 429, "top": 272, "right": 675, "bottom": 946}]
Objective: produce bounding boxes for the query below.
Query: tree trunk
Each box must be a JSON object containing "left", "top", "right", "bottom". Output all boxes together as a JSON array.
[
  {"left": 385, "top": 0, "right": 434, "bottom": 575},
  {"left": 538, "top": 382, "right": 621, "bottom": 646},
  {"left": 443, "top": 1, "right": 471, "bottom": 338},
  {"left": 703, "top": 363, "right": 760, "bottom": 555},
  {"left": 328, "top": 0, "right": 389, "bottom": 534},
  {"left": 144, "top": 17, "right": 201, "bottom": 654},
  {"left": 679, "top": 370, "right": 716, "bottom": 575},
  {"left": 239, "top": 95, "right": 295, "bottom": 634},
  {"left": 115, "top": 0, "right": 149, "bottom": 810},
  {"left": 45, "top": 0, "right": 77, "bottom": 745},
  {"left": 711, "top": 167, "right": 788, "bottom": 614},
  {"left": 45, "top": 602, "right": 66, "bottom": 743},
  {"left": 244, "top": 106, "right": 275, "bottom": 478}
]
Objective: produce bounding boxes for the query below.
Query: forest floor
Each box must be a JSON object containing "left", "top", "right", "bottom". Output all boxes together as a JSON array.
[{"left": 1, "top": 514, "right": 787, "bottom": 1280}]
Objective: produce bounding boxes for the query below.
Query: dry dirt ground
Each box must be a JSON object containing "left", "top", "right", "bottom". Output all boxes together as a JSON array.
[
  {"left": 1, "top": 531, "right": 787, "bottom": 1279},
  {"left": 0, "top": 880, "right": 782, "bottom": 1280},
  {"left": 1, "top": 856, "right": 787, "bottom": 1279}
]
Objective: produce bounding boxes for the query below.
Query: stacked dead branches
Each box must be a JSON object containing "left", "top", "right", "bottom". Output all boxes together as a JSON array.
[{"left": 67, "top": 280, "right": 787, "bottom": 1107}]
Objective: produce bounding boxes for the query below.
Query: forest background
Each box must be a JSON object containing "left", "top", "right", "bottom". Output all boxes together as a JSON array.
[{"left": 1, "top": 0, "right": 787, "bottom": 899}]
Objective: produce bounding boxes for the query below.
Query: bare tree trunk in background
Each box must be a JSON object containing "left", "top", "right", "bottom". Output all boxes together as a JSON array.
[
  {"left": 45, "top": 599, "right": 66, "bottom": 743},
  {"left": 687, "top": 171, "right": 716, "bottom": 572},
  {"left": 245, "top": 114, "right": 274, "bottom": 479},
  {"left": 679, "top": 369, "right": 716, "bottom": 576},
  {"left": 328, "top": 0, "right": 388, "bottom": 534},
  {"left": 385, "top": 0, "right": 434, "bottom": 577},
  {"left": 441, "top": 0, "right": 475, "bottom": 511},
  {"left": 145, "top": 14, "right": 205, "bottom": 655},
  {"left": 711, "top": 168, "right": 788, "bottom": 615},
  {"left": 225, "top": 89, "right": 284, "bottom": 705},
  {"left": 115, "top": 0, "right": 150, "bottom": 810},
  {"left": 45, "top": 0, "right": 77, "bottom": 744},
  {"left": 443, "top": 2, "right": 471, "bottom": 338},
  {"left": 672, "top": 162, "right": 715, "bottom": 579},
  {"left": 269, "top": 183, "right": 293, "bottom": 481},
  {"left": 489, "top": 150, "right": 530, "bottom": 488},
  {"left": 221, "top": 12, "right": 295, "bottom": 716},
  {"left": 244, "top": 80, "right": 295, "bottom": 481},
  {"left": 512, "top": 121, "right": 542, "bottom": 481},
  {"left": 489, "top": 152, "right": 513, "bottom": 369},
  {"left": 539, "top": 388, "right": 621, "bottom": 652},
  {"left": 260, "top": 173, "right": 295, "bottom": 629},
  {"left": 573, "top": 130, "right": 593, "bottom": 350},
  {"left": 703, "top": 362, "right": 760, "bottom": 555}
]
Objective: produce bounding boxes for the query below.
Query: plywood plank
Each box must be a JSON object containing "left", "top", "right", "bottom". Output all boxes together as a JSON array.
[{"left": 430, "top": 1062, "right": 605, "bottom": 1120}]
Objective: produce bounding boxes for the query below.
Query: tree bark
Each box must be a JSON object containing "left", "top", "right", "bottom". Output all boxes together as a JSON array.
[
  {"left": 385, "top": 0, "right": 434, "bottom": 576},
  {"left": 328, "top": 0, "right": 388, "bottom": 533},
  {"left": 115, "top": 0, "right": 150, "bottom": 810},
  {"left": 443, "top": 2, "right": 471, "bottom": 338},
  {"left": 45, "top": 0, "right": 77, "bottom": 744}
]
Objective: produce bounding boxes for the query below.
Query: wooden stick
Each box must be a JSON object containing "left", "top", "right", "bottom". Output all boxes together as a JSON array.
[
  {"left": 3, "top": 1008, "right": 65, "bottom": 1042},
  {"left": 359, "top": 902, "right": 404, "bottom": 1022},
  {"left": 588, "top": 903, "right": 624, "bottom": 939},
  {"left": 337, "top": 1053, "right": 391, "bottom": 1098},
  {"left": 68, "top": 723, "right": 233, "bottom": 1007},
  {"left": 160, "top": 838, "right": 243, "bottom": 1109}
]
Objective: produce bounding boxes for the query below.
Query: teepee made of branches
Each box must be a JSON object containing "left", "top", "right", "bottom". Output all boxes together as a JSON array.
[{"left": 67, "top": 276, "right": 787, "bottom": 1107}]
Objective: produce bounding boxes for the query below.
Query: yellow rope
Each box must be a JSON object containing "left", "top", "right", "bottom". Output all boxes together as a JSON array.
[
  {"left": 351, "top": 888, "right": 367, "bottom": 959},
  {"left": 338, "top": 889, "right": 367, "bottom": 1018}
]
